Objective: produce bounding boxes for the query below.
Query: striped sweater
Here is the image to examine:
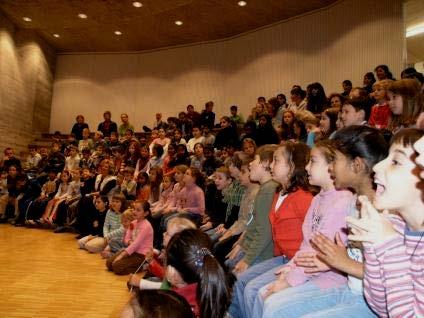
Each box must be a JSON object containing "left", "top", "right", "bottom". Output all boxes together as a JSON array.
[{"left": 363, "top": 214, "right": 424, "bottom": 318}]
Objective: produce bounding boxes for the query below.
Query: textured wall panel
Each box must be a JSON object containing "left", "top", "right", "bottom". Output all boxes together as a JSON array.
[{"left": 50, "top": 0, "right": 404, "bottom": 133}]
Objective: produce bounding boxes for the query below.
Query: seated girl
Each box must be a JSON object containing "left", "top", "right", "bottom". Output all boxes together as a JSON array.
[
  {"left": 128, "top": 216, "right": 196, "bottom": 290},
  {"left": 106, "top": 200, "right": 153, "bottom": 275}
]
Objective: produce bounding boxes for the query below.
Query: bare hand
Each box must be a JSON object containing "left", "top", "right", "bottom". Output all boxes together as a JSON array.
[
  {"left": 311, "top": 232, "right": 348, "bottom": 269},
  {"left": 262, "top": 277, "right": 290, "bottom": 299},
  {"left": 346, "top": 195, "right": 396, "bottom": 245},
  {"left": 294, "top": 251, "right": 330, "bottom": 273}
]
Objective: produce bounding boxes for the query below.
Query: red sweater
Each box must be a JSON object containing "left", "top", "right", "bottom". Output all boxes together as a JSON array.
[
  {"left": 368, "top": 103, "right": 391, "bottom": 129},
  {"left": 269, "top": 189, "right": 313, "bottom": 259}
]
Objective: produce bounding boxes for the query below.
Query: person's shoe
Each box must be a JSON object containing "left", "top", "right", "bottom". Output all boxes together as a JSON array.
[
  {"left": 54, "top": 226, "right": 67, "bottom": 233},
  {"left": 14, "top": 222, "right": 24, "bottom": 227},
  {"left": 0, "top": 217, "right": 7, "bottom": 224},
  {"left": 75, "top": 234, "right": 83, "bottom": 239}
]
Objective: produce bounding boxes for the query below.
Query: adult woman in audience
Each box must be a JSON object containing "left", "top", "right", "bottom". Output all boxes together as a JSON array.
[
  {"left": 306, "top": 82, "right": 328, "bottom": 114},
  {"left": 328, "top": 93, "right": 344, "bottom": 109},
  {"left": 256, "top": 114, "right": 280, "bottom": 146},
  {"left": 387, "top": 78, "right": 424, "bottom": 132},
  {"left": 374, "top": 64, "right": 394, "bottom": 81},
  {"left": 74, "top": 160, "right": 117, "bottom": 237},
  {"left": 71, "top": 115, "right": 89, "bottom": 141}
]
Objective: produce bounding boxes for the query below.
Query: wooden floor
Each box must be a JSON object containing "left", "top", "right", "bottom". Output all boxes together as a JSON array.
[{"left": 0, "top": 224, "right": 130, "bottom": 318}]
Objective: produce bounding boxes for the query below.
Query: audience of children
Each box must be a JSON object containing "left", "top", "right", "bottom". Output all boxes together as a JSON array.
[{"left": 2, "top": 64, "right": 424, "bottom": 318}]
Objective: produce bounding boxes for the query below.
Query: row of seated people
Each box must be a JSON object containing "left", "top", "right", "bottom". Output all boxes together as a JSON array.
[{"left": 0, "top": 67, "right": 423, "bottom": 318}]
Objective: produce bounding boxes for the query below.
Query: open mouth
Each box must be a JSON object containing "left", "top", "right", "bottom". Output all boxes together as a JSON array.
[{"left": 374, "top": 179, "right": 386, "bottom": 196}]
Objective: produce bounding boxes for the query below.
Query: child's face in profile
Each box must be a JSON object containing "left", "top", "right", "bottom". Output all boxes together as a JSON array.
[{"left": 373, "top": 142, "right": 421, "bottom": 212}]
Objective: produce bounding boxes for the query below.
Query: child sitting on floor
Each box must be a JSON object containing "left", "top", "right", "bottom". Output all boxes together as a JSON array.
[{"left": 106, "top": 200, "right": 153, "bottom": 275}]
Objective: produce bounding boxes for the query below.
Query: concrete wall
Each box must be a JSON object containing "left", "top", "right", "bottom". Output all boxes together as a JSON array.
[{"left": 0, "top": 11, "right": 56, "bottom": 155}]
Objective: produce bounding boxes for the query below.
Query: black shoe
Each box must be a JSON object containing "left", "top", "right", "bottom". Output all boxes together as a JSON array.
[
  {"left": 14, "top": 222, "right": 24, "bottom": 227},
  {"left": 0, "top": 217, "right": 7, "bottom": 224},
  {"left": 75, "top": 234, "right": 83, "bottom": 239},
  {"left": 54, "top": 226, "right": 67, "bottom": 233}
]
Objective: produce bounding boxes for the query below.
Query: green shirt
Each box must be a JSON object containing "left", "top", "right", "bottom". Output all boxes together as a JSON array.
[
  {"left": 118, "top": 123, "right": 135, "bottom": 137},
  {"left": 240, "top": 179, "right": 278, "bottom": 265}
]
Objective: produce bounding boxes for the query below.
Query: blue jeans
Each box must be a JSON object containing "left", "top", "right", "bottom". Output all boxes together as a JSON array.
[
  {"left": 227, "top": 256, "right": 288, "bottom": 318},
  {"left": 255, "top": 283, "right": 376, "bottom": 318}
]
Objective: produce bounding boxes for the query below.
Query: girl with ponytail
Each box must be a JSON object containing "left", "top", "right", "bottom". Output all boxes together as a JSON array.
[{"left": 166, "top": 229, "right": 232, "bottom": 318}]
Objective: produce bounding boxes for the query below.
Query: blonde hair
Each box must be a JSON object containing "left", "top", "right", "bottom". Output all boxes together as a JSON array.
[
  {"left": 167, "top": 217, "right": 196, "bottom": 233},
  {"left": 296, "top": 110, "right": 319, "bottom": 126},
  {"left": 121, "top": 209, "right": 136, "bottom": 222}
]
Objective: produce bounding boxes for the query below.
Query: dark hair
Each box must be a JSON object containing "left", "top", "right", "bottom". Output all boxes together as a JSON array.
[
  {"left": 332, "top": 125, "right": 388, "bottom": 172},
  {"left": 97, "top": 195, "right": 109, "bottom": 208},
  {"left": 137, "top": 172, "right": 150, "bottom": 186},
  {"left": 293, "top": 119, "right": 307, "bottom": 142},
  {"left": 364, "top": 72, "right": 376, "bottom": 84},
  {"left": 152, "top": 144, "right": 164, "bottom": 158},
  {"left": 149, "top": 167, "right": 163, "bottom": 202},
  {"left": 257, "top": 96, "right": 266, "bottom": 102},
  {"left": 279, "top": 142, "right": 312, "bottom": 193},
  {"left": 290, "top": 87, "right": 306, "bottom": 99},
  {"left": 230, "top": 105, "right": 238, "bottom": 111},
  {"left": 166, "top": 229, "right": 231, "bottom": 318},
  {"left": 128, "top": 289, "right": 195, "bottom": 318},
  {"left": 321, "top": 107, "right": 339, "bottom": 138},
  {"left": 188, "top": 167, "right": 205, "bottom": 188},
  {"left": 342, "top": 80, "right": 352, "bottom": 86},
  {"left": 306, "top": 82, "right": 328, "bottom": 114},
  {"left": 344, "top": 97, "right": 373, "bottom": 121},
  {"left": 374, "top": 65, "right": 394, "bottom": 80},
  {"left": 390, "top": 128, "right": 424, "bottom": 148}
]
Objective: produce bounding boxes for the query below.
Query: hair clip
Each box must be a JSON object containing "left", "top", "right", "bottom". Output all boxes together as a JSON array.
[{"left": 194, "top": 247, "right": 214, "bottom": 268}]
